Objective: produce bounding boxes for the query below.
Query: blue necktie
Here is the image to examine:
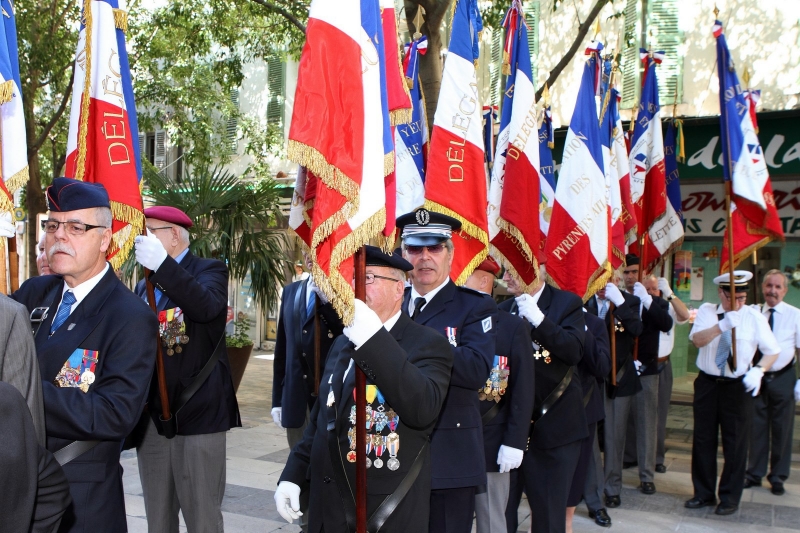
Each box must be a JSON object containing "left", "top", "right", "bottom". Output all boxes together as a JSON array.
[
  {"left": 50, "top": 291, "right": 77, "bottom": 334},
  {"left": 306, "top": 290, "right": 316, "bottom": 320},
  {"left": 598, "top": 299, "right": 609, "bottom": 319},
  {"left": 715, "top": 328, "right": 732, "bottom": 375}
]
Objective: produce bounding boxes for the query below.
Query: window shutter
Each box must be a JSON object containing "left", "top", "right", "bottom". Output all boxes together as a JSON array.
[
  {"left": 138, "top": 133, "right": 145, "bottom": 163},
  {"left": 489, "top": 27, "right": 502, "bottom": 107},
  {"left": 620, "top": 0, "right": 641, "bottom": 109},
  {"left": 646, "top": 0, "right": 682, "bottom": 106},
  {"left": 267, "top": 56, "right": 285, "bottom": 136},
  {"left": 227, "top": 88, "right": 240, "bottom": 154},
  {"left": 154, "top": 130, "right": 167, "bottom": 169},
  {"left": 524, "top": 1, "right": 539, "bottom": 86}
]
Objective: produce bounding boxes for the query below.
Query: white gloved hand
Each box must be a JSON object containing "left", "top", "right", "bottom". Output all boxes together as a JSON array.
[
  {"left": 0, "top": 212, "right": 15, "bottom": 238},
  {"left": 657, "top": 277, "right": 673, "bottom": 299},
  {"left": 633, "top": 282, "right": 653, "bottom": 309},
  {"left": 634, "top": 359, "right": 643, "bottom": 375},
  {"left": 134, "top": 231, "right": 168, "bottom": 271},
  {"left": 795, "top": 380, "right": 800, "bottom": 403},
  {"left": 718, "top": 310, "right": 741, "bottom": 332},
  {"left": 604, "top": 283, "right": 625, "bottom": 306},
  {"left": 271, "top": 407, "right": 283, "bottom": 429},
  {"left": 343, "top": 299, "right": 383, "bottom": 349},
  {"left": 497, "top": 445, "right": 524, "bottom": 473},
  {"left": 308, "top": 276, "right": 329, "bottom": 304},
  {"left": 516, "top": 294, "right": 544, "bottom": 327},
  {"left": 743, "top": 366, "right": 764, "bottom": 397},
  {"left": 274, "top": 481, "right": 303, "bottom": 523}
]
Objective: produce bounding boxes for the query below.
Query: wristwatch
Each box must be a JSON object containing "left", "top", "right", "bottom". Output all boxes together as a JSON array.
[{"left": 667, "top": 294, "right": 675, "bottom": 301}]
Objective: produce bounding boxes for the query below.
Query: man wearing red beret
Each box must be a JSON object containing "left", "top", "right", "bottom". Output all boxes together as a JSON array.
[{"left": 133, "top": 205, "right": 241, "bottom": 533}]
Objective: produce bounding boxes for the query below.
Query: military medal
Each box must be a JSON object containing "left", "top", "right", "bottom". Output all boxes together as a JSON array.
[
  {"left": 373, "top": 435, "right": 385, "bottom": 468},
  {"left": 365, "top": 438, "right": 374, "bottom": 468},
  {"left": 386, "top": 432, "right": 400, "bottom": 470},
  {"left": 347, "top": 451, "right": 357, "bottom": 463},
  {"left": 55, "top": 348, "right": 99, "bottom": 393},
  {"left": 158, "top": 308, "right": 189, "bottom": 356},
  {"left": 478, "top": 355, "right": 510, "bottom": 401}
]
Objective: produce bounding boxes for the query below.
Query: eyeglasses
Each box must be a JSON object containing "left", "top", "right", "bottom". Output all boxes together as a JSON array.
[
  {"left": 404, "top": 243, "right": 446, "bottom": 255},
  {"left": 42, "top": 220, "right": 109, "bottom": 235},
  {"left": 721, "top": 292, "right": 747, "bottom": 302},
  {"left": 365, "top": 273, "right": 400, "bottom": 284},
  {"left": 147, "top": 226, "right": 174, "bottom": 232}
]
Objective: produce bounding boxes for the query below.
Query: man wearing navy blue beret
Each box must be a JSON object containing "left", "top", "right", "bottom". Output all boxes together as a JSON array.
[{"left": 13, "top": 177, "right": 158, "bottom": 533}]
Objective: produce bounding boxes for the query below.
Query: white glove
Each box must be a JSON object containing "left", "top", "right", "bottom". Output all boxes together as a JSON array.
[
  {"left": 604, "top": 283, "right": 625, "bottom": 306},
  {"left": 516, "top": 294, "right": 544, "bottom": 327},
  {"left": 633, "top": 282, "right": 653, "bottom": 309},
  {"left": 718, "top": 311, "right": 742, "bottom": 332},
  {"left": 308, "top": 276, "right": 329, "bottom": 304},
  {"left": 743, "top": 366, "right": 764, "bottom": 397},
  {"left": 343, "top": 299, "right": 383, "bottom": 349},
  {"left": 634, "top": 359, "right": 643, "bottom": 375},
  {"left": 134, "top": 231, "right": 168, "bottom": 271},
  {"left": 274, "top": 481, "right": 303, "bottom": 523},
  {"left": 0, "top": 212, "right": 14, "bottom": 238},
  {"left": 497, "top": 445, "right": 524, "bottom": 473},
  {"left": 657, "top": 277, "right": 673, "bottom": 299},
  {"left": 794, "top": 380, "right": 800, "bottom": 403},
  {"left": 271, "top": 407, "right": 283, "bottom": 429}
]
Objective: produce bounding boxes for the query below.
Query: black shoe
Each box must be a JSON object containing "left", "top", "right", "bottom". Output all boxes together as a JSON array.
[
  {"left": 588, "top": 508, "right": 612, "bottom": 527},
  {"left": 605, "top": 494, "right": 621, "bottom": 508},
  {"left": 655, "top": 463, "right": 667, "bottom": 473},
  {"left": 685, "top": 496, "right": 716, "bottom": 509},
  {"left": 715, "top": 502, "right": 738, "bottom": 515},
  {"left": 641, "top": 482, "right": 656, "bottom": 495},
  {"left": 771, "top": 482, "right": 785, "bottom": 495},
  {"left": 743, "top": 478, "right": 762, "bottom": 488},
  {"left": 623, "top": 461, "right": 638, "bottom": 469}
]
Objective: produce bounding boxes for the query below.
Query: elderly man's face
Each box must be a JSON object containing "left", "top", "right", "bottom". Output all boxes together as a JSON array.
[
  {"left": 719, "top": 288, "right": 746, "bottom": 312},
  {"left": 146, "top": 217, "right": 180, "bottom": 256},
  {"left": 364, "top": 266, "right": 404, "bottom": 321},
  {"left": 644, "top": 277, "right": 659, "bottom": 297},
  {"left": 403, "top": 242, "right": 453, "bottom": 295},
  {"left": 762, "top": 273, "right": 787, "bottom": 308},
  {"left": 46, "top": 208, "right": 111, "bottom": 286},
  {"left": 37, "top": 236, "right": 51, "bottom": 275}
]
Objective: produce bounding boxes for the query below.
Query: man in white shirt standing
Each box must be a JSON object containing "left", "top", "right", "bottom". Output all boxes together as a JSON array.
[
  {"left": 684, "top": 271, "right": 780, "bottom": 516},
  {"left": 744, "top": 269, "right": 800, "bottom": 495}
]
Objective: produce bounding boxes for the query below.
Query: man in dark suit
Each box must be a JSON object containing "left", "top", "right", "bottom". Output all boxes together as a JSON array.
[
  {"left": 502, "top": 267, "right": 587, "bottom": 533},
  {"left": 584, "top": 270, "right": 643, "bottom": 509},
  {"left": 274, "top": 246, "right": 453, "bottom": 532},
  {"left": 465, "top": 257, "right": 534, "bottom": 533},
  {"left": 133, "top": 205, "right": 241, "bottom": 532},
  {"left": 13, "top": 177, "right": 158, "bottom": 533},
  {"left": 396, "top": 209, "right": 497, "bottom": 533}
]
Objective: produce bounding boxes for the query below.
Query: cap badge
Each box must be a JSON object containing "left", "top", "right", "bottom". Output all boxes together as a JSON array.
[{"left": 415, "top": 208, "right": 430, "bottom": 226}]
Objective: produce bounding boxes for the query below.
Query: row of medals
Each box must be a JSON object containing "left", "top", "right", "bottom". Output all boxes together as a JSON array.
[
  {"left": 479, "top": 365, "right": 509, "bottom": 402},
  {"left": 347, "top": 404, "right": 401, "bottom": 470},
  {"left": 162, "top": 318, "right": 189, "bottom": 356}
]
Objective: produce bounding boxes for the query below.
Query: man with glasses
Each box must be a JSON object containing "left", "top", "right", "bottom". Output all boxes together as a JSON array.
[
  {"left": 684, "top": 271, "right": 780, "bottom": 516},
  {"left": 396, "top": 208, "right": 496, "bottom": 533},
  {"left": 132, "top": 205, "right": 241, "bottom": 533},
  {"left": 274, "top": 246, "right": 453, "bottom": 532},
  {"left": 12, "top": 177, "right": 158, "bottom": 533}
]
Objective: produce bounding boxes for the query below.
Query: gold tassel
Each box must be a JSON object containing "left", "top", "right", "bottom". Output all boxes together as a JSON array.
[
  {"left": 547, "top": 141, "right": 554, "bottom": 150},
  {"left": 287, "top": 140, "right": 360, "bottom": 202},
  {"left": 113, "top": 8, "right": 128, "bottom": 32},
  {"left": 405, "top": 76, "right": 414, "bottom": 89},
  {"left": 107, "top": 202, "right": 144, "bottom": 270},
  {"left": 4, "top": 166, "right": 29, "bottom": 195},
  {"left": 502, "top": 50, "right": 510, "bottom": 76},
  {"left": 384, "top": 151, "right": 395, "bottom": 177},
  {"left": 390, "top": 107, "right": 413, "bottom": 126},
  {"left": 675, "top": 119, "right": 685, "bottom": 163},
  {"left": 0, "top": 80, "right": 13, "bottom": 105},
  {"left": 0, "top": 190, "right": 12, "bottom": 213}
]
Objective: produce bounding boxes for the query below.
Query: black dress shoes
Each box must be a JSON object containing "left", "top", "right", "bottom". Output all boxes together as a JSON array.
[
  {"left": 588, "top": 508, "right": 612, "bottom": 527},
  {"left": 655, "top": 463, "right": 667, "bottom": 473},
  {"left": 771, "top": 482, "right": 785, "bottom": 495},
  {"left": 684, "top": 496, "right": 716, "bottom": 509},
  {"left": 605, "top": 494, "right": 621, "bottom": 508},
  {"left": 743, "top": 478, "right": 762, "bottom": 488},
  {"left": 715, "top": 502, "right": 738, "bottom": 515},
  {"left": 641, "top": 482, "right": 656, "bottom": 495}
]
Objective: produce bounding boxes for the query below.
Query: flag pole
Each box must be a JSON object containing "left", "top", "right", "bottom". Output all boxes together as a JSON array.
[
  {"left": 610, "top": 303, "right": 617, "bottom": 386},
  {"left": 7, "top": 233, "right": 18, "bottom": 292},
  {"left": 313, "top": 301, "right": 321, "bottom": 397},
  {"left": 354, "top": 246, "right": 367, "bottom": 533},
  {"left": 0, "top": 238, "right": 7, "bottom": 294}
]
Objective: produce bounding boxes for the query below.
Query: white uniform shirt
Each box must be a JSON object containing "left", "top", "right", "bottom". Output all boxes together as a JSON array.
[
  {"left": 760, "top": 301, "right": 800, "bottom": 372},
  {"left": 658, "top": 302, "right": 689, "bottom": 358},
  {"left": 689, "top": 302, "right": 780, "bottom": 378}
]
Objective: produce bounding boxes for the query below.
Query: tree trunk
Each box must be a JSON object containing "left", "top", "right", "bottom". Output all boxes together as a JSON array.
[{"left": 24, "top": 97, "right": 46, "bottom": 278}]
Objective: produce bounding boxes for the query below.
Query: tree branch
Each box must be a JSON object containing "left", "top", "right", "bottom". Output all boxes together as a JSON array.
[
  {"left": 30, "top": 63, "right": 74, "bottom": 157},
  {"left": 535, "top": 0, "right": 611, "bottom": 101},
  {"left": 246, "top": 0, "right": 306, "bottom": 34}
]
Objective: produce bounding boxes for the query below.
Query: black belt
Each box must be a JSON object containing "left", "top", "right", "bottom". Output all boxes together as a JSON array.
[
  {"left": 764, "top": 361, "right": 795, "bottom": 379},
  {"left": 699, "top": 370, "right": 744, "bottom": 384},
  {"left": 534, "top": 366, "right": 574, "bottom": 421},
  {"left": 481, "top": 399, "right": 504, "bottom": 425}
]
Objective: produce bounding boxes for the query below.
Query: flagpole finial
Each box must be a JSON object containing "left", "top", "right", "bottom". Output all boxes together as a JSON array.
[
  {"left": 713, "top": 5, "right": 720, "bottom": 18},
  {"left": 593, "top": 19, "right": 601, "bottom": 40},
  {"left": 742, "top": 66, "right": 751, "bottom": 88},
  {"left": 413, "top": 6, "right": 425, "bottom": 40}
]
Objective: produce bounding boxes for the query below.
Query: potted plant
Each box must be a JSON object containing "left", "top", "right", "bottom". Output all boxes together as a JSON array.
[{"left": 226, "top": 314, "right": 255, "bottom": 393}]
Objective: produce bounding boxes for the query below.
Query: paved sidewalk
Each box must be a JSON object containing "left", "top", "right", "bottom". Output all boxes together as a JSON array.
[{"left": 125, "top": 351, "right": 800, "bottom": 532}]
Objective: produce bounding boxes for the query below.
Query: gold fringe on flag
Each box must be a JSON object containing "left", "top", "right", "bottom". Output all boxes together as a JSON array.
[
  {"left": 384, "top": 151, "right": 395, "bottom": 177},
  {"left": 4, "top": 166, "right": 29, "bottom": 196},
  {"left": 405, "top": 76, "right": 414, "bottom": 89},
  {"left": 287, "top": 140, "right": 360, "bottom": 202},
  {"left": 76, "top": 0, "right": 94, "bottom": 181},
  {"left": 113, "top": 8, "right": 128, "bottom": 32},
  {"left": 0, "top": 80, "right": 13, "bottom": 105},
  {"left": 502, "top": 50, "right": 511, "bottom": 76},
  {"left": 423, "top": 199, "right": 489, "bottom": 286},
  {"left": 390, "top": 107, "right": 413, "bottom": 127},
  {"left": 107, "top": 201, "right": 144, "bottom": 270},
  {"left": 0, "top": 191, "right": 12, "bottom": 213}
]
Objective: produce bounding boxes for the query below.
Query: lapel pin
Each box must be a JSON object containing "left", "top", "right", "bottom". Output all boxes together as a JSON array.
[{"left": 68, "top": 323, "right": 76, "bottom": 330}]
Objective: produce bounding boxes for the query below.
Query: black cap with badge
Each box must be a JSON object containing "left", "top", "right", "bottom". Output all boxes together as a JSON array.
[
  {"left": 396, "top": 208, "right": 461, "bottom": 246},
  {"left": 365, "top": 245, "right": 413, "bottom": 272}
]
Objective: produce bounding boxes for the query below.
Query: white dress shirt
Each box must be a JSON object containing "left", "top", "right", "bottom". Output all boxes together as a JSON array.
[
  {"left": 658, "top": 302, "right": 690, "bottom": 358},
  {"left": 761, "top": 301, "right": 800, "bottom": 372},
  {"left": 408, "top": 277, "right": 450, "bottom": 316},
  {"left": 55, "top": 263, "right": 110, "bottom": 319},
  {"left": 689, "top": 302, "right": 780, "bottom": 378}
]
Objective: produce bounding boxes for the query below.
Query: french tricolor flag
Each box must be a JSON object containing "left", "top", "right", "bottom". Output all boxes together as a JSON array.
[
  {"left": 424, "top": 0, "right": 487, "bottom": 284},
  {"left": 64, "top": 0, "right": 143, "bottom": 269},
  {"left": 538, "top": 104, "right": 556, "bottom": 246},
  {"left": 600, "top": 85, "right": 626, "bottom": 269},
  {"left": 488, "top": 1, "right": 540, "bottom": 291},
  {"left": 545, "top": 56, "right": 611, "bottom": 301}
]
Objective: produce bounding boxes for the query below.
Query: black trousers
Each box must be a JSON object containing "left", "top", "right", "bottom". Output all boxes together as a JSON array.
[
  {"left": 691, "top": 372, "right": 753, "bottom": 506},
  {"left": 747, "top": 366, "right": 796, "bottom": 484},
  {"left": 429, "top": 487, "right": 476, "bottom": 533},
  {"left": 505, "top": 440, "right": 581, "bottom": 533},
  {"left": 567, "top": 423, "right": 596, "bottom": 507}
]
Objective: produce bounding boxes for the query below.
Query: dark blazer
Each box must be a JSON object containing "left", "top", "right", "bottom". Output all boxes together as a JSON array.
[
  {"left": 0, "top": 381, "right": 71, "bottom": 533},
  {"left": 582, "top": 313, "right": 611, "bottom": 425},
  {"left": 500, "top": 284, "right": 587, "bottom": 449},
  {"left": 636, "top": 295, "right": 673, "bottom": 376},
  {"left": 403, "top": 281, "right": 496, "bottom": 489},
  {"left": 479, "top": 309, "right": 535, "bottom": 472},
  {"left": 272, "top": 278, "right": 344, "bottom": 428},
  {"left": 136, "top": 251, "right": 240, "bottom": 435},
  {"left": 280, "top": 313, "right": 453, "bottom": 533},
  {"left": 585, "top": 292, "right": 643, "bottom": 397},
  {"left": 13, "top": 268, "right": 158, "bottom": 533}
]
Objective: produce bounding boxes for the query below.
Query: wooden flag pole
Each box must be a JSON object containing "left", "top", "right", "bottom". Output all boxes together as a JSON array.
[
  {"left": 0, "top": 238, "right": 7, "bottom": 294},
  {"left": 7, "top": 233, "right": 19, "bottom": 292},
  {"left": 724, "top": 180, "right": 738, "bottom": 368},
  {"left": 633, "top": 234, "right": 646, "bottom": 361},
  {"left": 313, "top": 301, "right": 321, "bottom": 397},
  {"left": 354, "top": 246, "right": 368, "bottom": 533},
  {"left": 610, "top": 303, "right": 617, "bottom": 386}
]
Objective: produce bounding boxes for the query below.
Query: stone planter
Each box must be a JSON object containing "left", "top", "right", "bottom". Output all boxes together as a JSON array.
[{"left": 227, "top": 344, "right": 254, "bottom": 393}]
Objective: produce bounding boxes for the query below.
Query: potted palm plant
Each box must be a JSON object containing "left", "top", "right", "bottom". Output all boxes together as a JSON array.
[{"left": 226, "top": 314, "right": 254, "bottom": 392}]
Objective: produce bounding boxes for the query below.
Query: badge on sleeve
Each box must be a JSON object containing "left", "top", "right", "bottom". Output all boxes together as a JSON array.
[
  {"left": 55, "top": 348, "right": 100, "bottom": 393},
  {"left": 482, "top": 317, "right": 492, "bottom": 333}
]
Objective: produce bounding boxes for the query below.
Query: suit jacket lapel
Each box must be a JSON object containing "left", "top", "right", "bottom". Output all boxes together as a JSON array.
[
  {"left": 415, "top": 281, "right": 455, "bottom": 324},
  {"left": 537, "top": 285, "right": 553, "bottom": 314}
]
